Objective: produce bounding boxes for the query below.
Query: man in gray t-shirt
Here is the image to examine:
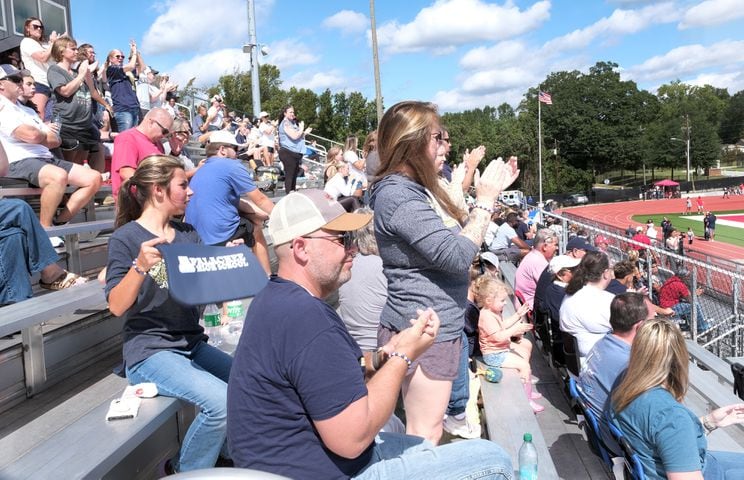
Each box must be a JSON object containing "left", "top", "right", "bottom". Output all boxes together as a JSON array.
[{"left": 488, "top": 212, "right": 529, "bottom": 262}]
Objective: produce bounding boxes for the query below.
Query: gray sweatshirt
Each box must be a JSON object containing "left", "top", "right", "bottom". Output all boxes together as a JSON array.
[{"left": 370, "top": 174, "right": 479, "bottom": 342}]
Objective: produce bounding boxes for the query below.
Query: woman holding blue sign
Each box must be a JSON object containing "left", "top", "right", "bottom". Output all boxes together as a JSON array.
[{"left": 104, "top": 155, "right": 232, "bottom": 474}]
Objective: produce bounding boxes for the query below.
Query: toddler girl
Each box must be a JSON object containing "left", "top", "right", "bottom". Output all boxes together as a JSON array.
[{"left": 475, "top": 276, "right": 544, "bottom": 413}]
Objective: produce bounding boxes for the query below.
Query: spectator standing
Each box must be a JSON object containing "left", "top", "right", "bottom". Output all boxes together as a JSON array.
[
  {"left": 136, "top": 66, "right": 171, "bottom": 116},
  {"left": 363, "top": 130, "right": 379, "bottom": 183},
  {"left": 20, "top": 17, "right": 59, "bottom": 120},
  {"left": 609, "top": 318, "right": 744, "bottom": 479},
  {"left": 206, "top": 95, "right": 224, "bottom": 132},
  {"left": 687, "top": 226, "right": 694, "bottom": 245},
  {"left": 104, "top": 41, "right": 145, "bottom": 132},
  {"left": 256, "top": 111, "right": 275, "bottom": 166},
  {"left": 110, "top": 107, "right": 172, "bottom": 201},
  {"left": 708, "top": 211, "right": 717, "bottom": 241},
  {"left": 227, "top": 189, "right": 513, "bottom": 478},
  {"left": 277, "top": 105, "right": 309, "bottom": 193},
  {"left": 0, "top": 64, "right": 101, "bottom": 239},
  {"left": 47, "top": 37, "right": 107, "bottom": 169},
  {"left": 344, "top": 135, "right": 367, "bottom": 188},
  {"left": 105, "top": 155, "right": 232, "bottom": 474},
  {"left": 370, "top": 100, "right": 519, "bottom": 444},
  {"left": 514, "top": 228, "right": 557, "bottom": 308},
  {"left": 184, "top": 130, "right": 274, "bottom": 273},
  {"left": 559, "top": 251, "right": 615, "bottom": 361}
]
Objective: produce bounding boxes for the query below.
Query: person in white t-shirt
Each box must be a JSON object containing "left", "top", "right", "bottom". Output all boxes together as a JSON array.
[
  {"left": 257, "top": 111, "right": 275, "bottom": 166},
  {"left": 20, "top": 17, "right": 60, "bottom": 120},
  {"left": 343, "top": 135, "right": 367, "bottom": 188}
]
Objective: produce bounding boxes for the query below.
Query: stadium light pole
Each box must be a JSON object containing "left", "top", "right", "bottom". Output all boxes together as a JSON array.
[{"left": 245, "top": 0, "right": 261, "bottom": 119}]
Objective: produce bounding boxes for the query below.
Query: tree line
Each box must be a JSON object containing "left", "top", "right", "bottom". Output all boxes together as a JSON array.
[{"left": 181, "top": 61, "right": 744, "bottom": 194}]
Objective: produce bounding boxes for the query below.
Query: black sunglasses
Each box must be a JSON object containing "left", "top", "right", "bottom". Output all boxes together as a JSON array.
[
  {"left": 114, "top": 55, "right": 125, "bottom": 59},
  {"left": 151, "top": 119, "right": 170, "bottom": 136},
  {"left": 30, "top": 24, "right": 44, "bottom": 30},
  {"left": 300, "top": 232, "right": 354, "bottom": 250}
]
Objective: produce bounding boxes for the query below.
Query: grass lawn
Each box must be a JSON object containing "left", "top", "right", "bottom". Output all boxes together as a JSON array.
[{"left": 631, "top": 210, "right": 744, "bottom": 248}]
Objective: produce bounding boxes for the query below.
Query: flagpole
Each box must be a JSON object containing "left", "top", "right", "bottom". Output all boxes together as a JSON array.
[{"left": 538, "top": 88, "right": 543, "bottom": 206}]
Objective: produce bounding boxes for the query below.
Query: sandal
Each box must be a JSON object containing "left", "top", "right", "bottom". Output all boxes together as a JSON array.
[{"left": 40, "top": 271, "right": 87, "bottom": 291}]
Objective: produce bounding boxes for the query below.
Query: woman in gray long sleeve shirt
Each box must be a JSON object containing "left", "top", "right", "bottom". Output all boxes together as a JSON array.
[{"left": 369, "top": 101, "right": 519, "bottom": 444}]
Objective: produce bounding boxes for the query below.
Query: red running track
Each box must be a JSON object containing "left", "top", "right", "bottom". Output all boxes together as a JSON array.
[{"left": 561, "top": 195, "right": 744, "bottom": 262}]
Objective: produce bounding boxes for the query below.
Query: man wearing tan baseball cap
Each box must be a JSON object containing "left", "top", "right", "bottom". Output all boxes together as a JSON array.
[{"left": 228, "top": 189, "right": 510, "bottom": 478}]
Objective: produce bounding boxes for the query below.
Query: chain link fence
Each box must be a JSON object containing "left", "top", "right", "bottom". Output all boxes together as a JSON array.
[{"left": 542, "top": 210, "right": 744, "bottom": 359}]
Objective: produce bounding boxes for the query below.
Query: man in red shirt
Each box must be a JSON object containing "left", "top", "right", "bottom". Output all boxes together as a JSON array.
[
  {"left": 658, "top": 269, "right": 708, "bottom": 332},
  {"left": 111, "top": 107, "right": 173, "bottom": 200}
]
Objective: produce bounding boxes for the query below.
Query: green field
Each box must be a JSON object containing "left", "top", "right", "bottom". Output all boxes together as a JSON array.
[{"left": 631, "top": 210, "right": 744, "bottom": 248}]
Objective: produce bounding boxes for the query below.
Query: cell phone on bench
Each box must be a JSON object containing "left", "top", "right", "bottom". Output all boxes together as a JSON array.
[{"left": 105, "top": 397, "right": 141, "bottom": 421}]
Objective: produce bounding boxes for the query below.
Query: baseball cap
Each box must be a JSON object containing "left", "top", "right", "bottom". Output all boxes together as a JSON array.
[
  {"left": 0, "top": 64, "right": 21, "bottom": 80},
  {"left": 636, "top": 226, "right": 644, "bottom": 232},
  {"left": 208, "top": 130, "right": 239, "bottom": 146},
  {"left": 143, "top": 66, "right": 159, "bottom": 75},
  {"left": 259, "top": 111, "right": 269, "bottom": 118},
  {"left": 549, "top": 254, "right": 581, "bottom": 274},
  {"left": 211, "top": 94, "right": 223, "bottom": 103},
  {"left": 480, "top": 251, "right": 500, "bottom": 268},
  {"left": 566, "top": 236, "right": 598, "bottom": 252},
  {"left": 269, "top": 189, "right": 372, "bottom": 246}
]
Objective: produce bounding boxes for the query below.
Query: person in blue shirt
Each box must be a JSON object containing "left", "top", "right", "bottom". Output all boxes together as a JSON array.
[
  {"left": 184, "top": 130, "right": 274, "bottom": 273},
  {"left": 609, "top": 318, "right": 744, "bottom": 479}
]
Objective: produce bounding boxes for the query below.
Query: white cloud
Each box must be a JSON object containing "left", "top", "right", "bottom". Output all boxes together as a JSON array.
[
  {"left": 432, "top": 86, "right": 525, "bottom": 112},
  {"left": 543, "top": 2, "right": 679, "bottom": 52},
  {"left": 624, "top": 40, "right": 744, "bottom": 82},
  {"left": 460, "top": 67, "right": 540, "bottom": 94},
  {"left": 264, "top": 39, "right": 320, "bottom": 69},
  {"left": 142, "top": 0, "right": 275, "bottom": 55},
  {"left": 168, "top": 48, "right": 251, "bottom": 88},
  {"left": 284, "top": 70, "right": 349, "bottom": 91},
  {"left": 376, "top": 0, "right": 550, "bottom": 54},
  {"left": 460, "top": 41, "right": 528, "bottom": 70},
  {"left": 322, "top": 10, "right": 368, "bottom": 36},
  {"left": 679, "top": 0, "right": 744, "bottom": 29},
  {"left": 686, "top": 71, "right": 744, "bottom": 92}
]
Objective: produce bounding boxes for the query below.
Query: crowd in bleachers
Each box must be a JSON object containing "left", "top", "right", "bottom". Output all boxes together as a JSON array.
[{"left": 3, "top": 22, "right": 744, "bottom": 479}]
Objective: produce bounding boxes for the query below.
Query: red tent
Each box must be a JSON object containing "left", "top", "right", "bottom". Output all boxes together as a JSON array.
[{"left": 654, "top": 179, "right": 679, "bottom": 187}]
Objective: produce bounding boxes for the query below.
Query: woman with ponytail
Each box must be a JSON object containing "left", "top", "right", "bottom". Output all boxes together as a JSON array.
[{"left": 105, "top": 155, "right": 232, "bottom": 474}]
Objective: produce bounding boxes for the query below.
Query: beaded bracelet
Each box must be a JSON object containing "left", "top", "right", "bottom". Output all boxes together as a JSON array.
[
  {"left": 389, "top": 351, "right": 412, "bottom": 368},
  {"left": 472, "top": 203, "right": 495, "bottom": 215},
  {"left": 131, "top": 259, "right": 148, "bottom": 276}
]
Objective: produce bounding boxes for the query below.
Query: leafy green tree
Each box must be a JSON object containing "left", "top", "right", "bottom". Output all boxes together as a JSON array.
[{"left": 719, "top": 90, "right": 744, "bottom": 144}]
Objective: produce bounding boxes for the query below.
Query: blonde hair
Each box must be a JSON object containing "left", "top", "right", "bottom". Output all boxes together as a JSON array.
[
  {"left": 472, "top": 276, "right": 509, "bottom": 309},
  {"left": 51, "top": 37, "right": 76, "bottom": 63},
  {"left": 611, "top": 318, "right": 689, "bottom": 413},
  {"left": 375, "top": 101, "right": 465, "bottom": 223}
]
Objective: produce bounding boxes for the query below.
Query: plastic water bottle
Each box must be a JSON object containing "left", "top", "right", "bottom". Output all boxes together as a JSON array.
[
  {"left": 202, "top": 304, "right": 222, "bottom": 347},
  {"left": 519, "top": 432, "right": 538, "bottom": 480}
]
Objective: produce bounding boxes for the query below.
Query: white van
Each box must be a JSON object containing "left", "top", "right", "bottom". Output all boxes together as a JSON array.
[{"left": 498, "top": 190, "right": 525, "bottom": 207}]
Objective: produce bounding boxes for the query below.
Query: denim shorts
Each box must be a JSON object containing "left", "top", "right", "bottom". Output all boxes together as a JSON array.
[
  {"left": 482, "top": 351, "right": 508, "bottom": 367},
  {"left": 378, "top": 324, "right": 460, "bottom": 381},
  {"left": 7, "top": 156, "right": 73, "bottom": 185}
]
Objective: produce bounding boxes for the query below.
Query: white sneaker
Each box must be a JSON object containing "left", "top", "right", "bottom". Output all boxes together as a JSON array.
[
  {"left": 443, "top": 414, "right": 481, "bottom": 439},
  {"left": 49, "top": 236, "right": 64, "bottom": 248}
]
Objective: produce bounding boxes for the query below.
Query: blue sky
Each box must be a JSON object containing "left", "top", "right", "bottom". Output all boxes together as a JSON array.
[{"left": 70, "top": 0, "right": 744, "bottom": 112}]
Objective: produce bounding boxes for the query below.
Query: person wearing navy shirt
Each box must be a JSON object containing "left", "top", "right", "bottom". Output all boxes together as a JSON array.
[{"left": 227, "top": 189, "right": 513, "bottom": 480}]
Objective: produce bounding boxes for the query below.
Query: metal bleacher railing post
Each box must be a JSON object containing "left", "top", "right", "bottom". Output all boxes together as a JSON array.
[{"left": 691, "top": 265, "right": 699, "bottom": 342}]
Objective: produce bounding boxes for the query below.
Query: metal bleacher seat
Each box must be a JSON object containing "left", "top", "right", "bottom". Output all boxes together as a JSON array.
[
  {"left": 568, "top": 378, "right": 615, "bottom": 472},
  {"left": 561, "top": 331, "right": 582, "bottom": 377}
]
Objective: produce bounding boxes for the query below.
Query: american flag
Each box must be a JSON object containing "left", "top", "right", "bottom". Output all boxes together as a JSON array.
[{"left": 539, "top": 91, "right": 553, "bottom": 105}]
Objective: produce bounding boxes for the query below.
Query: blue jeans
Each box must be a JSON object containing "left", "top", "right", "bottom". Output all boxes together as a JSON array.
[
  {"left": 446, "top": 331, "right": 470, "bottom": 416},
  {"left": 126, "top": 342, "right": 232, "bottom": 472},
  {"left": 0, "top": 199, "right": 58, "bottom": 304},
  {"left": 672, "top": 302, "right": 709, "bottom": 332},
  {"left": 353, "top": 432, "right": 512, "bottom": 479},
  {"left": 704, "top": 450, "right": 744, "bottom": 479},
  {"left": 113, "top": 108, "right": 140, "bottom": 132}
]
